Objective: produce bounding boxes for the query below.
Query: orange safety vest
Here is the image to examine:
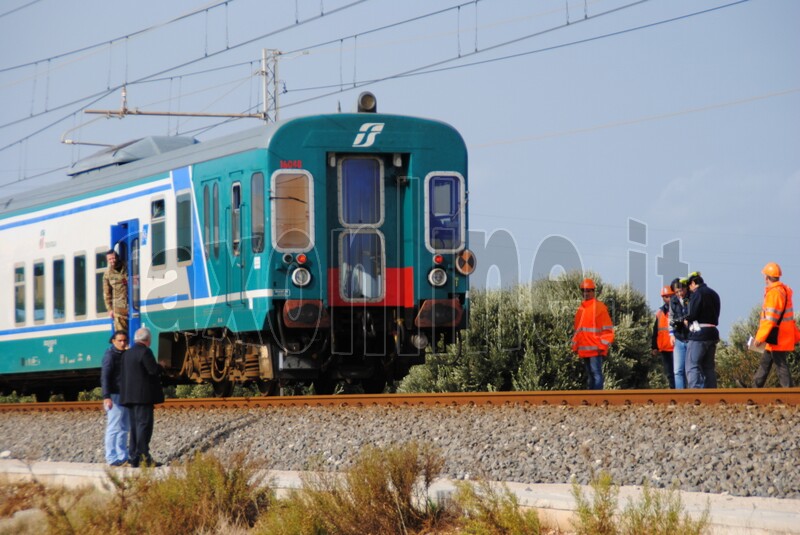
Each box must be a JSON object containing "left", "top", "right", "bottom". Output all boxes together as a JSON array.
[
  {"left": 572, "top": 298, "right": 615, "bottom": 358},
  {"left": 655, "top": 308, "right": 674, "bottom": 352},
  {"left": 755, "top": 281, "right": 800, "bottom": 352}
]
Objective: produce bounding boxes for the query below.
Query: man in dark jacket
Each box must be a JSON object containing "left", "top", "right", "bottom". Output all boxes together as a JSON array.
[
  {"left": 120, "top": 327, "right": 164, "bottom": 467},
  {"left": 684, "top": 272, "right": 721, "bottom": 388},
  {"left": 101, "top": 330, "right": 130, "bottom": 466}
]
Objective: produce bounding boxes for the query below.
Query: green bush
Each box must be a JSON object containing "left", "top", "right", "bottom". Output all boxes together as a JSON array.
[{"left": 401, "top": 272, "right": 659, "bottom": 393}]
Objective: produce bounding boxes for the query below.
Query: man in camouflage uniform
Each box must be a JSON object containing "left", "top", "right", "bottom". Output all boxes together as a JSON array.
[{"left": 103, "top": 249, "right": 128, "bottom": 334}]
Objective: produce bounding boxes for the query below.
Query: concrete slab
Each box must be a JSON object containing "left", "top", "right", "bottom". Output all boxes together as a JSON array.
[{"left": 1, "top": 460, "right": 798, "bottom": 534}]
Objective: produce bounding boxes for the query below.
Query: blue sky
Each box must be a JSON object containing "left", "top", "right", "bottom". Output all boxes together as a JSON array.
[{"left": 1, "top": 0, "right": 798, "bottom": 337}]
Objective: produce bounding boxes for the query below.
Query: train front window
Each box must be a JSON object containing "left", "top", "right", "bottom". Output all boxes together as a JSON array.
[
  {"left": 340, "top": 230, "right": 384, "bottom": 301},
  {"left": 339, "top": 157, "right": 383, "bottom": 226},
  {"left": 14, "top": 264, "right": 25, "bottom": 325},
  {"left": 272, "top": 170, "right": 313, "bottom": 251},
  {"left": 425, "top": 173, "right": 465, "bottom": 252}
]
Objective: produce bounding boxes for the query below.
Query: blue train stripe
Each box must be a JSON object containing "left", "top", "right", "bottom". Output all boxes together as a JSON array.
[
  {"left": 0, "top": 184, "right": 171, "bottom": 231},
  {"left": 170, "top": 167, "right": 210, "bottom": 300},
  {"left": 140, "top": 294, "right": 190, "bottom": 307},
  {"left": 0, "top": 319, "right": 109, "bottom": 337}
]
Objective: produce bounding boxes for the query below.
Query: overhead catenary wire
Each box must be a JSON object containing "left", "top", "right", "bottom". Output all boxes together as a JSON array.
[{"left": 0, "top": 0, "right": 755, "bottom": 191}]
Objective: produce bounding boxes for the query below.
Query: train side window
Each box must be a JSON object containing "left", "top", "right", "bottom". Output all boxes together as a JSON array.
[
  {"left": 14, "top": 264, "right": 25, "bottom": 325},
  {"left": 95, "top": 248, "right": 109, "bottom": 316},
  {"left": 231, "top": 182, "right": 241, "bottom": 256},
  {"left": 53, "top": 257, "right": 65, "bottom": 322},
  {"left": 424, "top": 173, "right": 465, "bottom": 253},
  {"left": 251, "top": 172, "right": 265, "bottom": 253},
  {"left": 271, "top": 170, "right": 314, "bottom": 252},
  {"left": 203, "top": 185, "right": 211, "bottom": 259},
  {"left": 74, "top": 254, "right": 87, "bottom": 319},
  {"left": 339, "top": 157, "right": 383, "bottom": 227},
  {"left": 151, "top": 198, "right": 166, "bottom": 268},
  {"left": 213, "top": 183, "right": 220, "bottom": 259},
  {"left": 176, "top": 191, "right": 192, "bottom": 264},
  {"left": 33, "top": 261, "right": 45, "bottom": 324}
]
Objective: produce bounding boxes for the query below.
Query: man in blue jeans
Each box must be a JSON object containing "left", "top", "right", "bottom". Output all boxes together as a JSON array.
[
  {"left": 684, "top": 273, "right": 721, "bottom": 388},
  {"left": 101, "top": 331, "right": 130, "bottom": 466}
]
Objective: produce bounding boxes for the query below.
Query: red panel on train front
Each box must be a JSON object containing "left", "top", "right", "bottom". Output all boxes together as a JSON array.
[{"left": 328, "top": 267, "right": 414, "bottom": 308}]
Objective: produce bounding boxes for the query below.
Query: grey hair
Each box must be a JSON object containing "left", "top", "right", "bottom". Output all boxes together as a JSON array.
[{"left": 134, "top": 327, "right": 151, "bottom": 343}]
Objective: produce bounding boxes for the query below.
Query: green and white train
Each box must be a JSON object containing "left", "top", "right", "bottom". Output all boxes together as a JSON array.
[{"left": 0, "top": 94, "right": 474, "bottom": 399}]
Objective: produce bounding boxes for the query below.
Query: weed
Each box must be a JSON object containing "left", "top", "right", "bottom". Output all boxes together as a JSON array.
[
  {"left": 571, "top": 471, "right": 619, "bottom": 535},
  {"left": 571, "top": 471, "right": 710, "bottom": 535},
  {"left": 618, "top": 482, "right": 710, "bottom": 535},
  {"left": 452, "top": 478, "right": 541, "bottom": 534}
]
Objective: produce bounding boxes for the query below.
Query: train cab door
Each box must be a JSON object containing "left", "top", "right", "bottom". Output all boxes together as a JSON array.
[
  {"left": 110, "top": 219, "right": 141, "bottom": 341},
  {"left": 329, "top": 153, "right": 407, "bottom": 356}
]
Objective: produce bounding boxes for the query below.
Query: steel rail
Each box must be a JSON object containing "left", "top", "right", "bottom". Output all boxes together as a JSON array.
[{"left": 1, "top": 388, "right": 799, "bottom": 412}]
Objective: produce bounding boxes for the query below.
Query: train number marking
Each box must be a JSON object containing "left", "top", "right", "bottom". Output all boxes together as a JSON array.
[{"left": 280, "top": 160, "right": 303, "bottom": 169}]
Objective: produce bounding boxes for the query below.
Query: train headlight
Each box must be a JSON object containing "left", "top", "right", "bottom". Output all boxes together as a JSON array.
[
  {"left": 428, "top": 267, "right": 447, "bottom": 287},
  {"left": 291, "top": 267, "right": 312, "bottom": 287}
]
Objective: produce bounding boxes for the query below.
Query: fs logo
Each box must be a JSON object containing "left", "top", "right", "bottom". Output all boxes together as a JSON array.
[{"left": 352, "top": 123, "right": 384, "bottom": 148}]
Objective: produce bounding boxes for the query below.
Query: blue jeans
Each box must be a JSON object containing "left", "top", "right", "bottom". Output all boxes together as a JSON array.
[
  {"left": 686, "top": 340, "right": 718, "bottom": 389},
  {"left": 105, "top": 393, "right": 130, "bottom": 464},
  {"left": 583, "top": 356, "right": 604, "bottom": 390},
  {"left": 672, "top": 339, "right": 688, "bottom": 389}
]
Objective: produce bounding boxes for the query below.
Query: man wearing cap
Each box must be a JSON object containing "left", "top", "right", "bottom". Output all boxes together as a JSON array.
[
  {"left": 684, "top": 272, "right": 721, "bottom": 388},
  {"left": 572, "top": 278, "right": 615, "bottom": 390},
  {"left": 103, "top": 249, "right": 128, "bottom": 334},
  {"left": 651, "top": 286, "right": 676, "bottom": 389},
  {"left": 752, "top": 262, "right": 799, "bottom": 387}
]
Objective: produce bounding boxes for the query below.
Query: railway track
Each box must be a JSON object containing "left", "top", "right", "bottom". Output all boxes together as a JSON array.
[{"left": 2, "top": 387, "right": 798, "bottom": 412}]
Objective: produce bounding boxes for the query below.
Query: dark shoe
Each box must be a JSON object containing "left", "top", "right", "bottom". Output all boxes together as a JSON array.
[{"left": 109, "top": 460, "right": 124, "bottom": 467}]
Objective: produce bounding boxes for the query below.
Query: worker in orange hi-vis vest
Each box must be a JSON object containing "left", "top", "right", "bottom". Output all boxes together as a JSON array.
[
  {"left": 651, "top": 286, "right": 676, "bottom": 389},
  {"left": 752, "top": 262, "right": 800, "bottom": 387},
  {"left": 572, "top": 278, "right": 615, "bottom": 390}
]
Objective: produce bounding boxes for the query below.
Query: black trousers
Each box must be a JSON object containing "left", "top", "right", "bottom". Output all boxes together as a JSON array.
[
  {"left": 754, "top": 350, "right": 793, "bottom": 388},
  {"left": 128, "top": 403, "right": 155, "bottom": 464}
]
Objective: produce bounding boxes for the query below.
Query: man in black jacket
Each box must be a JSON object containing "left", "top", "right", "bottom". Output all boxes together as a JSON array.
[
  {"left": 120, "top": 327, "right": 164, "bottom": 467},
  {"left": 684, "top": 273, "right": 721, "bottom": 388}
]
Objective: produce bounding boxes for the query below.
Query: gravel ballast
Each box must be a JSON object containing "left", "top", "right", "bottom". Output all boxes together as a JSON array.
[{"left": 1, "top": 403, "right": 798, "bottom": 499}]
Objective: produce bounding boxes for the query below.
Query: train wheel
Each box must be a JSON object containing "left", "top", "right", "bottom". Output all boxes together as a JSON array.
[
  {"left": 211, "top": 379, "right": 234, "bottom": 398},
  {"left": 255, "top": 379, "right": 278, "bottom": 396}
]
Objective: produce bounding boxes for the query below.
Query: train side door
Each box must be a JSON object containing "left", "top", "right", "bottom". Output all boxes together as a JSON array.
[
  {"left": 201, "top": 175, "right": 246, "bottom": 306},
  {"left": 110, "top": 219, "right": 141, "bottom": 341},
  {"left": 227, "top": 174, "right": 246, "bottom": 305}
]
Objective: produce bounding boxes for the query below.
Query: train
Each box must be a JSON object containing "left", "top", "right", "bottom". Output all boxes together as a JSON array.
[{"left": 0, "top": 93, "right": 474, "bottom": 399}]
